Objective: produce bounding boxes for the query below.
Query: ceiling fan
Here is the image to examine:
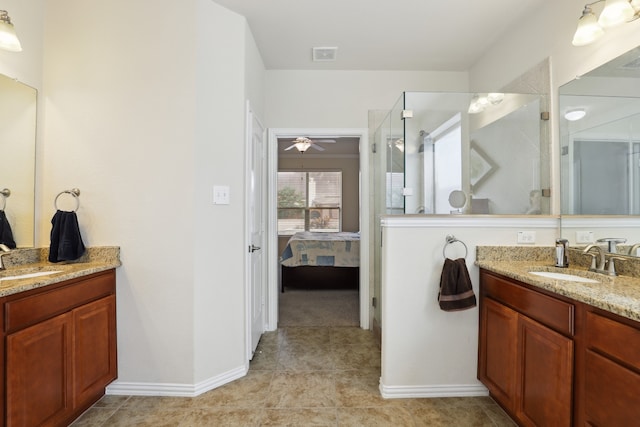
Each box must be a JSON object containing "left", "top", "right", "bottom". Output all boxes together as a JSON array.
[{"left": 283, "top": 137, "right": 336, "bottom": 153}]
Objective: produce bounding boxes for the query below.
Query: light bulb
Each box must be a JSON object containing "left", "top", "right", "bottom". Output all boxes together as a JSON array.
[
  {"left": 564, "top": 108, "right": 586, "bottom": 121},
  {"left": 572, "top": 6, "right": 604, "bottom": 46},
  {"left": 0, "top": 11, "right": 21, "bottom": 52},
  {"left": 598, "top": 0, "right": 635, "bottom": 28},
  {"left": 487, "top": 93, "right": 504, "bottom": 104}
]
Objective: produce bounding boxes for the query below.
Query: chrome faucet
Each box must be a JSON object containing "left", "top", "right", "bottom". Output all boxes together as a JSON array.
[
  {"left": 0, "top": 243, "right": 11, "bottom": 270},
  {"left": 583, "top": 244, "right": 606, "bottom": 273},
  {"left": 629, "top": 243, "right": 640, "bottom": 257}
]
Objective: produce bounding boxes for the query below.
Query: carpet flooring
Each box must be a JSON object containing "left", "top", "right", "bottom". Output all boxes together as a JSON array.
[{"left": 278, "top": 289, "right": 359, "bottom": 327}]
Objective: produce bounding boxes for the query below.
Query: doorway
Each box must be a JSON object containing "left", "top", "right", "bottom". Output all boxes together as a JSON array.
[{"left": 266, "top": 128, "right": 370, "bottom": 331}]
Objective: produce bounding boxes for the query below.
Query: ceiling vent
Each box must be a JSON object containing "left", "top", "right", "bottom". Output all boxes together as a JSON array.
[{"left": 312, "top": 47, "right": 338, "bottom": 62}]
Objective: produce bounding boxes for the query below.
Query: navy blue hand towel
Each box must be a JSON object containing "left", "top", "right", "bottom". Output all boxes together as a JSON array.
[
  {"left": 49, "top": 210, "right": 86, "bottom": 262},
  {"left": 0, "top": 210, "right": 16, "bottom": 249},
  {"left": 437, "top": 258, "right": 477, "bottom": 311}
]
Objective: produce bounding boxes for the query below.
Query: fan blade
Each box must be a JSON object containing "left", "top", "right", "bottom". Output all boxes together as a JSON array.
[
  {"left": 284, "top": 144, "right": 297, "bottom": 151},
  {"left": 314, "top": 139, "right": 336, "bottom": 143},
  {"left": 310, "top": 144, "right": 325, "bottom": 151}
]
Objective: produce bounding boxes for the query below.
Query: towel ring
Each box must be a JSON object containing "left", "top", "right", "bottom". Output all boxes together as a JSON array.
[
  {"left": 0, "top": 188, "right": 9, "bottom": 211},
  {"left": 54, "top": 188, "right": 80, "bottom": 212},
  {"left": 443, "top": 234, "right": 468, "bottom": 259}
]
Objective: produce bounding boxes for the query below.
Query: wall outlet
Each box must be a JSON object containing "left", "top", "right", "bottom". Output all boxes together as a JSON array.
[
  {"left": 517, "top": 231, "right": 536, "bottom": 244},
  {"left": 576, "top": 231, "right": 594, "bottom": 244}
]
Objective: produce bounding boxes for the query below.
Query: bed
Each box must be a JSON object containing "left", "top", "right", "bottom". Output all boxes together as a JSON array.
[{"left": 280, "top": 231, "right": 360, "bottom": 291}]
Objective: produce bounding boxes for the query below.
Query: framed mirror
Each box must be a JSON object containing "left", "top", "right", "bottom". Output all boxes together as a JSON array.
[
  {"left": 0, "top": 73, "right": 37, "bottom": 248},
  {"left": 559, "top": 46, "right": 640, "bottom": 256}
]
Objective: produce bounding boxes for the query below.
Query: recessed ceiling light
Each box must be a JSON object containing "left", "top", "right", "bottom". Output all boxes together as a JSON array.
[
  {"left": 312, "top": 47, "right": 338, "bottom": 62},
  {"left": 565, "top": 108, "right": 586, "bottom": 121}
]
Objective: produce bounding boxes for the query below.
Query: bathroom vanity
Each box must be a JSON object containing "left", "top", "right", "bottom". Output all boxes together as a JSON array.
[
  {"left": 477, "top": 251, "right": 640, "bottom": 426},
  {"left": 0, "top": 248, "right": 120, "bottom": 427}
]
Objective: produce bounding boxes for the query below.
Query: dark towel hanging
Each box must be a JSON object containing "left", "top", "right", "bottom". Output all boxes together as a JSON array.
[
  {"left": 49, "top": 210, "right": 86, "bottom": 262},
  {"left": 0, "top": 210, "right": 16, "bottom": 249},
  {"left": 438, "top": 258, "right": 477, "bottom": 311}
]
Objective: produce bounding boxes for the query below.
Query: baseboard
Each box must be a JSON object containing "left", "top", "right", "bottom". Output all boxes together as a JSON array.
[
  {"left": 379, "top": 382, "right": 489, "bottom": 399},
  {"left": 105, "top": 365, "right": 248, "bottom": 397}
]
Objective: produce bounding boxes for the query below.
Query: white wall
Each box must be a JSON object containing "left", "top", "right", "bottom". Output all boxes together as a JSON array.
[
  {"left": 380, "top": 217, "right": 558, "bottom": 397},
  {"left": 39, "top": 0, "right": 264, "bottom": 394},
  {"left": 266, "top": 70, "right": 469, "bottom": 128}
]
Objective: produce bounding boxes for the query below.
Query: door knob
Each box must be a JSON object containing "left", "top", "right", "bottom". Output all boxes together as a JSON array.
[{"left": 249, "top": 244, "right": 261, "bottom": 252}]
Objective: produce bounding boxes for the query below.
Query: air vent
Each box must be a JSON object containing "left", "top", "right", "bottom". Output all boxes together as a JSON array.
[
  {"left": 620, "top": 56, "right": 640, "bottom": 70},
  {"left": 312, "top": 47, "right": 338, "bottom": 62}
]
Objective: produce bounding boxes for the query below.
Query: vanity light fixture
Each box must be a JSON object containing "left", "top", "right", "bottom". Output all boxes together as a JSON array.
[
  {"left": 564, "top": 108, "right": 587, "bottom": 121},
  {"left": 468, "top": 93, "right": 504, "bottom": 114},
  {"left": 0, "top": 10, "right": 22, "bottom": 52},
  {"left": 572, "top": 0, "right": 640, "bottom": 46}
]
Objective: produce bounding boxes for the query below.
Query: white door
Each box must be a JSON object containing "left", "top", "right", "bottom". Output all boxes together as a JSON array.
[{"left": 247, "top": 105, "right": 265, "bottom": 359}]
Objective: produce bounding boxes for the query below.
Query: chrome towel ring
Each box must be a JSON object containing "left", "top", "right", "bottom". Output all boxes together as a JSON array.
[
  {"left": 54, "top": 188, "right": 80, "bottom": 212},
  {"left": 443, "top": 234, "right": 468, "bottom": 259},
  {"left": 0, "top": 188, "right": 9, "bottom": 211}
]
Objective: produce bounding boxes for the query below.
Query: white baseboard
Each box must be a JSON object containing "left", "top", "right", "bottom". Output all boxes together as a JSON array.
[
  {"left": 379, "top": 382, "right": 489, "bottom": 399},
  {"left": 105, "top": 365, "right": 248, "bottom": 397}
]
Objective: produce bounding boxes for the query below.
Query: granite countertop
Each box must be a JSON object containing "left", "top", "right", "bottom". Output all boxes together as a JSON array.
[
  {"left": 0, "top": 246, "right": 121, "bottom": 297},
  {"left": 476, "top": 246, "right": 640, "bottom": 323}
]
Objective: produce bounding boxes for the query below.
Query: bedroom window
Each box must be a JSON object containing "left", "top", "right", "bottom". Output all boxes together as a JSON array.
[{"left": 277, "top": 171, "right": 342, "bottom": 235}]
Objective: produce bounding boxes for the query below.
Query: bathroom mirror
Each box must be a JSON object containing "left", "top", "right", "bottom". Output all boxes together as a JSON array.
[
  {"left": 559, "top": 46, "right": 640, "bottom": 256},
  {"left": 0, "top": 73, "right": 37, "bottom": 248}
]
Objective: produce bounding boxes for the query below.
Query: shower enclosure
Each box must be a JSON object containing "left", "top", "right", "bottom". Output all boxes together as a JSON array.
[{"left": 371, "top": 91, "right": 547, "bottom": 327}]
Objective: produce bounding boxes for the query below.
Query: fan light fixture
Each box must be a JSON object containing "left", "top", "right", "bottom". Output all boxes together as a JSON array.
[
  {"left": 564, "top": 108, "right": 587, "bottom": 121},
  {"left": 294, "top": 140, "right": 312, "bottom": 152},
  {"left": 0, "top": 10, "right": 22, "bottom": 52},
  {"left": 572, "top": 0, "right": 640, "bottom": 46}
]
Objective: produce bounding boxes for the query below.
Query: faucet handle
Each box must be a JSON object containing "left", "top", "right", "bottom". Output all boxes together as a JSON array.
[
  {"left": 597, "top": 237, "right": 627, "bottom": 253},
  {"left": 607, "top": 256, "right": 625, "bottom": 276},
  {"left": 585, "top": 253, "right": 598, "bottom": 271}
]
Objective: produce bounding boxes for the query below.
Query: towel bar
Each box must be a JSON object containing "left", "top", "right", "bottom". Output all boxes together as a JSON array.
[
  {"left": 443, "top": 234, "right": 468, "bottom": 259},
  {"left": 54, "top": 188, "right": 80, "bottom": 212}
]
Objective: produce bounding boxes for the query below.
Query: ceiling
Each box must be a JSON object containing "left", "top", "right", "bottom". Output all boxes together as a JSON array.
[{"left": 213, "top": 0, "right": 547, "bottom": 71}]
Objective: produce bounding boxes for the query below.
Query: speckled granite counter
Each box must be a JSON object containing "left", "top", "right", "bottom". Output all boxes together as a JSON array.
[
  {"left": 0, "top": 246, "right": 120, "bottom": 297},
  {"left": 476, "top": 246, "right": 640, "bottom": 322}
]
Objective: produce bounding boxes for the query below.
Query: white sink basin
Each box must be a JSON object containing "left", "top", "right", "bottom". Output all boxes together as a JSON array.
[
  {"left": 529, "top": 271, "right": 599, "bottom": 283},
  {"left": 0, "top": 270, "right": 63, "bottom": 282}
]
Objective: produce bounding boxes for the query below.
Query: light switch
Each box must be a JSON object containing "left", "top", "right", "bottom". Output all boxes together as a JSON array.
[{"left": 213, "top": 186, "right": 230, "bottom": 205}]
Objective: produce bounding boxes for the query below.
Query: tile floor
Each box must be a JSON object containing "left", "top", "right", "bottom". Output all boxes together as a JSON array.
[{"left": 72, "top": 326, "right": 516, "bottom": 426}]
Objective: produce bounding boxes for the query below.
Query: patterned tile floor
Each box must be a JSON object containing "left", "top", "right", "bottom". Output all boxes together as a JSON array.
[{"left": 72, "top": 327, "right": 516, "bottom": 426}]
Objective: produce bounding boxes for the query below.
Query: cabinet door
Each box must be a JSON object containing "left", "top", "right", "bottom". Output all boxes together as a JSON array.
[
  {"left": 73, "top": 295, "right": 117, "bottom": 408},
  {"left": 6, "top": 312, "right": 73, "bottom": 427},
  {"left": 583, "top": 350, "right": 640, "bottom": 426},
  {"left": 479, "top": 297, "right": 519, "bottom": 412},
  {"left": 518, "top": 315, "right": 573, "bottom": 427}
]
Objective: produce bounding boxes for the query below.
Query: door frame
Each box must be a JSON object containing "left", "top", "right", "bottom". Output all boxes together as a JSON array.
[{"left": 266, "top": 128, "right": 370, "bottom": 331}]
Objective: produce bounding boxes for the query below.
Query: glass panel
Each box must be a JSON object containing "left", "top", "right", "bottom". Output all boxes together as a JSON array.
[{"left": 375, "top": 91, "right": 545, "bottom": 216}]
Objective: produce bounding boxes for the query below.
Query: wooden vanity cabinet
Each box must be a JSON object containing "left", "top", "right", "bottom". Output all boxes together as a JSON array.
[
  {"left": 2, "top": 269, "right": 117, "bottom": 427},
  {"left": 479, "top": 270, "right": 574, "bottom": 427},
  {"left": 575, "top": 307, "right": 640, "bottom": 426}
]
